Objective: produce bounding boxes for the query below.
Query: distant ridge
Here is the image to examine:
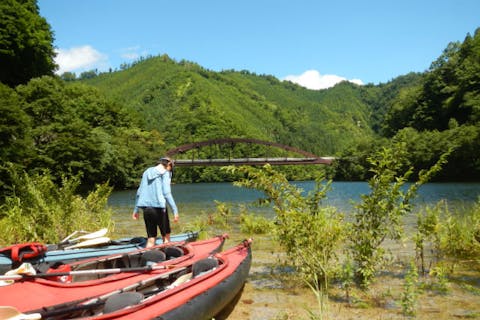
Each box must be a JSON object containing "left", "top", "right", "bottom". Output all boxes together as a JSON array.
[{"left": 82, "top": 55, "right": 409, "bottom": 156}]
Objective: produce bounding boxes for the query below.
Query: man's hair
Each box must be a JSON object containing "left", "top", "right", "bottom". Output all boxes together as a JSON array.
[{"left": 157, "top": 157, "right": 173, "bottom": 167}]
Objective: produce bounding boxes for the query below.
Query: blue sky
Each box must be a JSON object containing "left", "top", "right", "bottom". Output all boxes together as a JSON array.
[{"left": 38, "top": 0, "right": 479, "bottom": 89}]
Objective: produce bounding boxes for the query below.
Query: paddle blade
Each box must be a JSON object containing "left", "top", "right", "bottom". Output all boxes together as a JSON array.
[
  {"left": 70, "top": 228, "right": 108, "bottom": 242},
  {"left": 64, "top": 236, "right": 111, "bottom": 249},
  {"left": 0, "top": 306, "right": 41, "bottom": 320}
]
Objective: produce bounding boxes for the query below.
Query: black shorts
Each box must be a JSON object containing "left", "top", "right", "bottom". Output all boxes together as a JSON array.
[{"left": 142, "top": 207, "right": 171, "bottom": 238}]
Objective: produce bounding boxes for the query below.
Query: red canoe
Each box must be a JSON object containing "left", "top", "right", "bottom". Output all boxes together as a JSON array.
[
  {"left": 20, "top": 239, "right": 252, "bottom": 320},
  {"left": 0, "top": 235, "right": 227, "bottom": 313}
]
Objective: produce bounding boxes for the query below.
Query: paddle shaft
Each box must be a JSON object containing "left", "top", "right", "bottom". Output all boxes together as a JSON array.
[{"left": 0, "top": 264, "right": 172, "bottom": 281}]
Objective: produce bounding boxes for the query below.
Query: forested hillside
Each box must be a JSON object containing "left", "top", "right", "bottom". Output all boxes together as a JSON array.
[
  {"left": 82, "top": 57, "right": 375, "bottom": 156},
  {"left": 354, "top": 28, "right": 480, "bottom": 181}
]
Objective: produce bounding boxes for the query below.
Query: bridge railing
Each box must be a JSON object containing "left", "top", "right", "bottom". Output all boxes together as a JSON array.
[{"left": 173, "top": 157, "right": 334, "bottom": 166}]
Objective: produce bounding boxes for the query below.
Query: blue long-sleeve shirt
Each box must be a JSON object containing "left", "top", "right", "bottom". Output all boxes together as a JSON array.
[{"left": 133, "top": 165, "right": 178, "bottom": 215}]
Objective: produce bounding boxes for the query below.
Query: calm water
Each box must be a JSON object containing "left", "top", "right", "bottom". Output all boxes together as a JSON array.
[{"left": 109, "top": 181, "right": 480, "bottom": 235}]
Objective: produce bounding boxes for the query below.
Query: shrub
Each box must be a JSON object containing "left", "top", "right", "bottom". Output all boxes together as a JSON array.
[
  {"left": 225, "top": 164, "right": 345, "bottom": 286},
  {"left": 0, "top": 167, "right": 113, "bottom": 244},
  {"left": 349, "top": 143, "right": 449, "bottom": 288}
]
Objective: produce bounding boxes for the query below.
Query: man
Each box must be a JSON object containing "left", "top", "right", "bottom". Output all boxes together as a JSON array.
[{"left": 132, "top": 157, "right": 179, "bottom": 247}]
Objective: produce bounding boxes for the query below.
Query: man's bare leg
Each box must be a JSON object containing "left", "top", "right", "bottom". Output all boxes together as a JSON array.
[
  {"left": 163, "top": 233, "right": 171, "bottom": 243},
  {"left": 146, "top": 237, "right": 156, "bottom": 248}
]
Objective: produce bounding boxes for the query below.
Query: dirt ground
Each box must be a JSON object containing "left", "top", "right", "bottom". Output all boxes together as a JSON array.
[
  {"left": 219, "top": 235, "right": 480, "bottom": 320},
  {"left": 223, "top": 275, "right": 480, "bottom": 319}
]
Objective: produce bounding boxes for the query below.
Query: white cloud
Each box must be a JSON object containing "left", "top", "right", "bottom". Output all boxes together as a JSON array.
[
  {"left": 283, "top": 70, "right": 363, "bottom": 90},
  {"left": 121, "top": 52, "right": 140, "bottom": 60},
  {"left": 55, "top": 45, "right": 108, "bottom": 74},
  {"left": 120, "top": 46, "right": 141, "bottom": 61}
]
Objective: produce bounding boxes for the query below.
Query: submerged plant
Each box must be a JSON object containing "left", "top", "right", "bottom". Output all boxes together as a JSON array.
[
  {"left": 182, "top": 202, "right": 234, "bottom": 240},
  {"left": 401, "top": 260, "right": 419, "bottom": 317},
  {"left": 414, "top": 202, "right": 442, "bottom": 275},
  {"left": 239, "top": 211, "right": 274, "bottom": 234}
]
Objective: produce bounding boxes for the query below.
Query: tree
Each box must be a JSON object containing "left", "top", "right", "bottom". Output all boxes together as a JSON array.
[
  {"left": 12, "top": 76, "right": 162, "bottom": 191},
  {"left": 60, "top": 72, "right": 77, "bottom": 82},
  {"left": 0, "top": 83, "right": 33, "bottom": 197},
  {"left": 382, "top": 28, "right": 480, "bottom": 136},
  {"left": 79, "top": 70, "right": 98, "bottom": 80},
  {"left": 0, "top": 0, "right": 57, "bottom": 87},
  {"left": 0, "top": 83, "right": 32, "bottom": 162}
]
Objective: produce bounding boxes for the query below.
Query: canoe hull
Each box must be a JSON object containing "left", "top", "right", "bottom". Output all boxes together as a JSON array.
[{"left": 156, "top": 245, "right": 251, "bottom": 320}]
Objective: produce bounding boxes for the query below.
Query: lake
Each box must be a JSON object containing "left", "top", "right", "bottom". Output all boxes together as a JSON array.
[{"left": 108, "top": 181, "right": 480, "bottom": 235}]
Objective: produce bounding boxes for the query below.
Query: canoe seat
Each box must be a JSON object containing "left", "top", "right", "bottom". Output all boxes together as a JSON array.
[
  {"left": 140, "top": 250, "right": 166, "bottom": 266},
  {"left": 112, "top": 255, "right": 132, "bottom": 269},
  {"left": 164, "top": 246, "right": 184, "bottom": 260},
  {"left": 104, "top": 292, "right": 143, "bottom": 313},
  {"left": 192, "top": 258, "right": 218, "bottom": 278}
]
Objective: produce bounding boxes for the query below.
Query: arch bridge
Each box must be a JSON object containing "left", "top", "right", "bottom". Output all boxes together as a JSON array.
[{"left": 165, "top": 138, "right": 334, "bottom": 166}]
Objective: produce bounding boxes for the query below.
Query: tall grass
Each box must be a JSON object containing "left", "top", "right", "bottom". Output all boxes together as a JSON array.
[{"left": 0, "top": 168, "right": 114, "bottom": 245}]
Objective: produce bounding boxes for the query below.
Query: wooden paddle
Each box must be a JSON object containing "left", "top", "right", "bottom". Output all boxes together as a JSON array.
[
  {"left": 59, "top": 228, "right": 108, "bottom": 244},
  {"left": 64, "top": 236, "right": 111, "bottom": 250},
  {"left": 59, "top": 230, "right": 81, "bottom": 244},
  {"left": 0, "top": 264, "right": 176, "bottom": 282},
  {"left": 0, "top": 306, "right": 41, "bottom": 320},
  {"left": 68, "top": 228, "right": 108, "bottom": 242}
]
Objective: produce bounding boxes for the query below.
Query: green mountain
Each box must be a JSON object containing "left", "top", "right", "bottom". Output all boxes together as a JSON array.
[{"left": 82, "top": 55, "right": 379, "bottom": 157}]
